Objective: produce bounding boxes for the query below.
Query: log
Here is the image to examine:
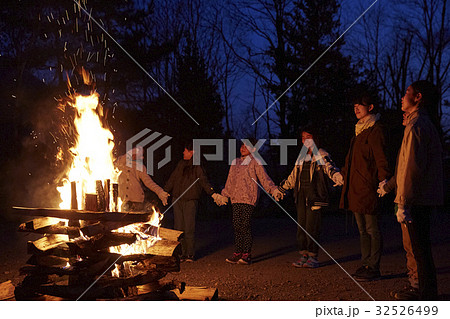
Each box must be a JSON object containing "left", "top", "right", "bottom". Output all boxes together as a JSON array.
[
  {"left": 96, "top": 180, "right": 105, "bottom": 211},
  {"left": 27, "top": 255, "right": 69, "bottom": 268},
  {"left": 13, "top": 206, "right": 153, "bottom": 222},
  {"left": 19, "top": 222, "right": 79, "bottom": 235},
  {"left": 174, "top": 286, "right": 219, "bottom": 301},
  {"left": 27, "top": 234, "right": 69, "bottom": 253},
  {"left": 0, "top": 281, "right": 15, "bottom": 301},
  {"left": 104, "top": 179, "right": 110, "bottom": 211},
  {"left": 23, "top": 217, "right": 66, "bottom": 230},
  {"left": 28, "top": 243, "right": 71, "bottom": 257},
  {"left": 85, "top": 194, "right": 98, "bottom": 211},
  {"left": 112, "top": 183, "right": 118, "bottom": 212},
  {"left": 144, "top": 239, "right": 181, "bottom": 257},
  {"left": 71, "top": 181, "right": 78, "bottom": 210},
  {"left": 159, "top": 227, "right": 184, "bottom": 242}
]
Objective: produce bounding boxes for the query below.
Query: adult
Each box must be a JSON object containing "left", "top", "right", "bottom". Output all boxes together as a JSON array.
[
  {"left": 389, "top": 80, "right": 443, "bottom": 300},
  {"left": 340, "top": 91, "right": 391, "bottom": 281}
]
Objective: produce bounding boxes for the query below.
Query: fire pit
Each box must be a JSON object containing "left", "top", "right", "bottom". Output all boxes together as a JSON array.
[{"left": 10, "top": 74, "right": 217, "bottom": 300}]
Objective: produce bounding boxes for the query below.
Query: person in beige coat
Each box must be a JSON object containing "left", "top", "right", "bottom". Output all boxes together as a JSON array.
[
  {"left": 115, "top": 147, "right": 169, "bottom": 211},
  {"left": 388, "top": 80, "right": 443, "bottom": 301}
]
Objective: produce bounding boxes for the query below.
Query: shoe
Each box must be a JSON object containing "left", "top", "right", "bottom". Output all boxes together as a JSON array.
[
  {"left": 226, "top": 252, "right": 241, "bottom": 264},
  {"left": 390, "top": 286, "right": 420, "bottom": 301},
  {"left": 238, "top": 253, "right": 251, "bottom": 265},
  {"left": 179, "top": 255, "right": 186, "bottom": 263},
  {"left": 352, "top": 265, "right": 368, "bottom": 276},
  {"left": 292, "top": 254, "right": 308, "bottom": 268},
  {"left": 354, "top": 267, "right": 381, "bottom": 282},
  {"left": 303, "top": 256, "right": 319, "bottom": 268},
  {"left": 185, "top": 255, "right": 194, "bottom": 262}
]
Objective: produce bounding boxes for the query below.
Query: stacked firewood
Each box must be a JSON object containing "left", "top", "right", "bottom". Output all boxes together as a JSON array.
[{"left": 12, "top": 206, "right": 190, "bottom": 300}]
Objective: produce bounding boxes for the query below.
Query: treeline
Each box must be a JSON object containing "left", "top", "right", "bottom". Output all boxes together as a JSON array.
[{"left": 0, "top": 0, "right": 448, "bottom": 212}]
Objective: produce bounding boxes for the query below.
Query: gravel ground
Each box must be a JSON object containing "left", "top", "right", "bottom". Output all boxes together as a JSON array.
[{"left": 1, "top": 209, "right": 449, "bottom": 301}]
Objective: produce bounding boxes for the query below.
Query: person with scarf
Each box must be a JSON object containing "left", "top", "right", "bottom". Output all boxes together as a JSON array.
[
  {"left": 340, "top": 91, "right": 391, "bottom": 281},
  {"left": 380, "top": 81, "right": 443, "bottom": 300}
]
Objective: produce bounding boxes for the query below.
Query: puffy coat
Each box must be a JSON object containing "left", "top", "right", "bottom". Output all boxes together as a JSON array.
[{"left": 281, "top": 149, "right": 340, "bottom": 207}]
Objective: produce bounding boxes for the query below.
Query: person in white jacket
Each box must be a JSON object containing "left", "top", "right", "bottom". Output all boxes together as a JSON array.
[{"left": 115, "top": 147, "right": 169, "bottom": 211}]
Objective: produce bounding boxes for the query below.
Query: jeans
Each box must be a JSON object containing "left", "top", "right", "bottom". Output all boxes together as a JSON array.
[
  {"left": 173, "top": 200, "right": 198, "bottom": 257},
  {"left": 354, "top": 212, "right": 383, "bottom": 271},
  {"left": 296, "top": 189, "right": 321, "bottom": 257}
]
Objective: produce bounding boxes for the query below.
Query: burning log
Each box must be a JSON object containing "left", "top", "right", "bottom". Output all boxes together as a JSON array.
[
  {"left": 19, "top": 222, "right": 78, "bottom": 235},
  {"left": 13, "top": 206, "right": 153, "bottom": 223}
]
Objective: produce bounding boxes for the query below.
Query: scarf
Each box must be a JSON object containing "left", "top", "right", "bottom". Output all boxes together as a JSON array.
[{"left": 355, "top": 113, "right": 380, "bottom": 136}]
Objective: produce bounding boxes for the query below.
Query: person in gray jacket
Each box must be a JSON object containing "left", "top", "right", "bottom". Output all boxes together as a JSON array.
[{"left": 115, "top": 147, "right": 169, "bottom": 212}]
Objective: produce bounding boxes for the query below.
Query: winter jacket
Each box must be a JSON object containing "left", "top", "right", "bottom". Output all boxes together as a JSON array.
[
  {"left": 280, "top": 149, "right": 340, "bottom": 207},
  {"left": 164, "top": 158, "right": 214, "bottom": 201},
  {"left": 221, "top": 155, "right": 277, "bottom": 206},
  {"left": 340, "top": 121, "right": 391, "bottom": 214},
  {"left": 395, "top": 109, "right": 444, "bottom": 207},
  {"left": 115, "top": 155, "right": 165, "bottom": 203}
]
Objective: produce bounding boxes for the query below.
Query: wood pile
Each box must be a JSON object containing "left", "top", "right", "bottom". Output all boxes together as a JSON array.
[{"left": 12, "top": 206, "right": 217, "bottom": 300}]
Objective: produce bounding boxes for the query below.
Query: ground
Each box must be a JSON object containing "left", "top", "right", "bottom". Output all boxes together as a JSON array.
[{"left": 1, "top": 209, "right": 449, "bottom": 301}]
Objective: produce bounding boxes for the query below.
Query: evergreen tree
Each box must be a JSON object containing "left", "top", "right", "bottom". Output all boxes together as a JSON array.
[{"left": 284, "top": 0, "right": 358, "bottom": 158}]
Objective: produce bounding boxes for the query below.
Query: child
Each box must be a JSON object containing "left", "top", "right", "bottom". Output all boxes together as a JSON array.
[
  {"left": 275, "top": 128, "right": 342, "bottom": 268},
  {"left": 164, "top": 142, "right": 220, "bottom": 262},
  {"left": 216, "top": 138, "right": 278, "bottom": 265}
]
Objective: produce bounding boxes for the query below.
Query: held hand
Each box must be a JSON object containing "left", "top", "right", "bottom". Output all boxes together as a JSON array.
[
  {"left": 212, "top": 193, "right": 228, "bottom": 206},
  {"left": 377, "top": 179, "right": 388, "bottom": 197},
  {"left": 396, "top": 205, "right": 412, "bottom": 224},
  {"left": 332, "top": 172, "right": 344, "bottom": 187},
  {"left": 159, "top": 191, "right": 170, "bottom": 206},
  {"left": 272, "top": 189, "right": 284, "bottom": 201}
]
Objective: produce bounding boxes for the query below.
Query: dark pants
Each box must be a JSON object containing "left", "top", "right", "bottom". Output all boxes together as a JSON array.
[
  {"left": 296, "top": 190, "right": 321, "bottom": 257},
  {"left": 354, "top": 212, "right": 382, "bottom": 271},
  {"left": 405, "top": 206, "right": 437, "bottom": 300},
  {"left": 173, "top": 200, "right": 198, "bottom": 257},
  {"left": 232, "top": 203, "right": 255, "bottom": 254}
]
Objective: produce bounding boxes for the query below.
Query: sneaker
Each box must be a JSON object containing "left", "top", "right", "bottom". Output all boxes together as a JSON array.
[
  {"left": 292, "top": 254, "right": 309, "bottom": 268},
  {"left": 185, "top": 255, "right": 194, "bottom": 262},
  {"left": 303, "top": 256, "right": 319, "bottom": 268},
  {"left": 352, "top": 265, "right": 368, "bottom": 276},
  {"left": 226, "top": 252, "right": 241, "bottom": 264},
  {"left": 354, "top": 267, "right": 381, "bottom": 282},
  {"left": 390, "top": 286, "right": 420, "bottom": 301},
  {"left": 238, "top": 253, "right": 251, "bottom": 265}
]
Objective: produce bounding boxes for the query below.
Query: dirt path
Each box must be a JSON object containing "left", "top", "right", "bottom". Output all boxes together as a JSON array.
[{"left": 1, "top": 210, "right": 449, "bottom": 301}]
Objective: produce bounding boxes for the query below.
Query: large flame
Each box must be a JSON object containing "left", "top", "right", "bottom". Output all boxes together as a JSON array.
[{"left": 57, "top": 92, "right": 119, "bottom": 210}]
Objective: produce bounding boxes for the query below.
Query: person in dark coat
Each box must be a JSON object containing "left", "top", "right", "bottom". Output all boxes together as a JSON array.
[
  {"left": 340, "top": 91, "right": 391, "bottom": 281},
  {"left": 164, "top": 142, "right": 220, "bottom": 262}
]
